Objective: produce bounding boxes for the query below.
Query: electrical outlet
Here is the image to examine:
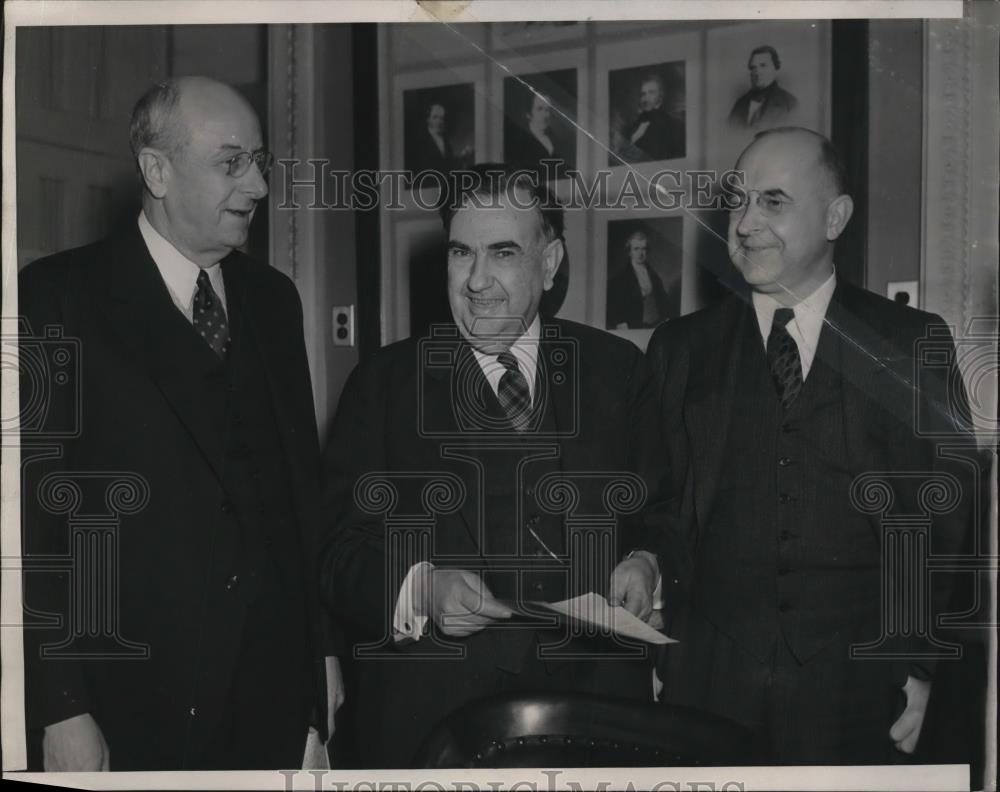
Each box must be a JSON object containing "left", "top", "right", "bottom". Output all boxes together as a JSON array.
[
  {"left": 332, "top": 305, "right": 355, "bottom": 347},
  {"left": 887, "top": 280, "right": 919, "bottom": 308}
]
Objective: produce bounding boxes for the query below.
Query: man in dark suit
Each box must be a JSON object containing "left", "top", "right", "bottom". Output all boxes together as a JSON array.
[
  {"left": 19, "top": 76, "right": 335, "bottom": 770},
  {"left": 606, "top": 231, "right": 677, "bottom": 329},
  {"left": 647, "top": 127, "right": 979, "bottom": 764},
  {"left": 322, "top": 164, "right": 667, "bottom": 768},
  {"left": 728, "top": 45, "right": 798, "bottom": 129},
  {"left": 408, "top": 102, "right": 456, "bottom": 177},
  {"left": 618, "top": 74, "right": 685, "bottom": 163}
]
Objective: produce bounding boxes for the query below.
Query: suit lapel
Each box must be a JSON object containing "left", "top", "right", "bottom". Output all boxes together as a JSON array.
[
  {"left": 226, "top": 259, "right": 317, "bottom": 557},
  {"left": 425, "top": 336, "right": 490, "bottom": 551},
  {"left": 687, "top": 295, "right": 752, "bottom": 523},
  {"left": 824, "top": 282, "right": 895, "bottom": 478},
  {"left": 99, "top": 226, "right": 229, "bottom": 484}
]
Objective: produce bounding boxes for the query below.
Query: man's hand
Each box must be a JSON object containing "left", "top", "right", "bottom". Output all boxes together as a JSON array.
[
  {"left": 43, "top": 713, "right": 109, "bottom": 772},
  {"left": 608, "top": 550, "right": 658, "bottom": 622},
  {"left": 889, "top": 675, "right": 931, "bottom": 754},
  {"left": 417, "top": 568, "right": 512, "bottom": 637}
]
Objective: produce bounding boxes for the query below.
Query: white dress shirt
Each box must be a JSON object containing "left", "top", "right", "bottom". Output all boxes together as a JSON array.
[
  {"left": 751, "top": 271, "right": 837, "bottom": 381},
  {"left": 138, "top": 211, "right": 226, "bottom": 321},
  {"left": 393, "top": 317, "right": 543, "bottom": 641}
]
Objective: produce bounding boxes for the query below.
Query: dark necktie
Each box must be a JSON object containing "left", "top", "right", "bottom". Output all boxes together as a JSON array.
[
  {"left": 496, "top": 351, "right": 532, "bottom": 431},
  {"left": 193, "top": 269, "right": 230, "bottom": 359},
  {"left": 766, "top": 307, "right": 802, "bottom": 409}
]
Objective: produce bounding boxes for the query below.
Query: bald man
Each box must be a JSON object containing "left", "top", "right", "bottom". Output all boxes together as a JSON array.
[
  {"left": 19, "top": 77, "right": 333, "bottom": 770},
  {"left": 646, "top": 128, "right": 977, "bottom": 763}
]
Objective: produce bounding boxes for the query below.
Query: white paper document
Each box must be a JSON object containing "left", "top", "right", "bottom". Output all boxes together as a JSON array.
[{"left": 527, "top": 592, "right": 677, "bottom": 645}]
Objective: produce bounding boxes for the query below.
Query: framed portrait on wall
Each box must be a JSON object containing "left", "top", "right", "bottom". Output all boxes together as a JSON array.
[
  {"left": 594, "top": 31, "right": 703, "bottom": 180},
  {"left": 606, "top": 60, "right": 686, "bottom": 165},
  {"left": 705, "top": 20, "right": 831, "bottom": 170},
  {"left": 605, "top": 216, "right": 683, "bottom": 330},
  {"left": 593, "top": 212, "right": 696, "bottom": 351},
  {"left": 402, "top": 82, "right": 475, "bottom": 179},
  {"left": 395, "top": 64, "right": 486, "bottom": 192},
  {"left": 502, "top": 66, "right": 579, "bottom": 179}
]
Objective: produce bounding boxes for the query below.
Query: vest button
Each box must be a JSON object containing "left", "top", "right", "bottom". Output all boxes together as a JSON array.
[
  {"left": 778, "top": 600, "right": 792, "bottom": 613},
  {"left": 778, "top": 456, "right": 792, "bottom": 467},
  {"left": 525, "top": 487, "right": 534, "bottom": 497},
  {"left": 225, "top": 574, "right": 239, "bottom": 590},
  {"left": 534, "top": 582, "right": 544, "bottom": 592},
  {"left": 220, "top": 500, "right": 234, "bottom": 514},
  {"left": 778, "top": 493, "right": 791, "bottom": 504},
  {"left": 780, "top": 530, "right": 791, "bottom": 541},
  {"left": 778, "top": 566, "right": 791, "bottom": 576}
]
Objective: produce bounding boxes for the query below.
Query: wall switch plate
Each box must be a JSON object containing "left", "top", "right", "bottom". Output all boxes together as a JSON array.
[
  {"left": 332, "top": 305, "right": 355, "bottom": 347},
  {"left": 887, "top": 280, "right": 919, "bottom": 308}
]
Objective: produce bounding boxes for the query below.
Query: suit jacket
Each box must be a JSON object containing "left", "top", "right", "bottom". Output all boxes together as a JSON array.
[
  {"left": 321, "top": 318, "right": 673, "bottom": 766},
  {"left": 407, "top": 129, "right": 455, "bottom": 176},
  {"left": 646, "top": 281, "right": 978, "bottom": 678},
  {"left": 606, "top": 262, "right": 675, "bottom": 329},
  {"left": 506, "top": 126, "right": 568, "bottom": 178},
  {"left": 621, "top": 106, "right": 685, "bottom": 162},
  {"left": 727, "top": 82, "right": 798, "bottom": 128},
  {"left": 18, "top": 225, "right": 328, "bottom": 768}
]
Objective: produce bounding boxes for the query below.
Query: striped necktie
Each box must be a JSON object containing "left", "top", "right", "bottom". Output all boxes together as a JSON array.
[
  {"left": 766, "top": 307, "right": 802, "bottom": 409},
  {"left": 496, "top": 350, "right": 532, "bottom": 431}
]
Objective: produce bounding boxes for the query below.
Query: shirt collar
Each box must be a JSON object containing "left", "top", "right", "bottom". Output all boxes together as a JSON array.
[
  {"left": 470, "top": 315, "right": 542, "bottom": 402},
  {"left": 752, "top": 270, "right": 837, "bottom": 342},
  {"left": 138, "top": 211, "right": 226, "bottom": 315}
]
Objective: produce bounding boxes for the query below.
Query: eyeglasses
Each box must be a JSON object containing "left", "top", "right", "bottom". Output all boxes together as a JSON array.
[
  {"left": 222, "top": 149, "right": 274, "bottom": 178},
  {"left": 729, "top": 189, "right": 792, "bottom": 217}
]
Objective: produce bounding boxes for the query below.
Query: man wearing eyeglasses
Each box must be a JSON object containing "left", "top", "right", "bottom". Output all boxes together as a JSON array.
[
  {"left": 19, "top": 76, "right": 334, "bottom": 770},
  {"left": 645, "top": 127, "right": 979, "bottom": 764}
]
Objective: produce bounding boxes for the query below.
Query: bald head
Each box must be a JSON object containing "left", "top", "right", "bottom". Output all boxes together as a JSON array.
[
  {"left": 738, "top": 127, "right": 847, "bottom": 200},
  {"left": 129, "top": 76, "right": 258, "bottom": 162}
]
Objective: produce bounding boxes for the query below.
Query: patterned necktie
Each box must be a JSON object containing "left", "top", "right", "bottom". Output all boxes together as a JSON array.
[
  {"left": 766, "top": 307, "right": 802, "bottom": 409},
  {"left": 496, "top": 350, "right": 532, "bottom": 431},
  {"left": 193, "top": 270, "right": 230, "bottom": 359}
]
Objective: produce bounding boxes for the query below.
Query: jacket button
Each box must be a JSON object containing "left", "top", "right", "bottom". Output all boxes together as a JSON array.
[
  {"left": 534, "top": 582, "right": 544, "bottom": 592},
  {"left": 778, "top": 456, "right": 792, "bottom": 467},
  {"left": 778, "top": 566, "right": 791, "bottom": 576},
  {"left": 225, "top": 574, "right": 239, "bottom": 590},
  {"left": 778, "top": 600, "right": 792, "bottom": 613},
  {"left": 780, "top": 530, "right": 791, "bottom": 541},
  {"left": 220, "top": 500, "right": 234, "bottom": 514},
  {"left": 778, "top": 493, "right": 791, "bottom": 504},
  {"left": 189, "top": 707, "right": 197, "bottom": 717}
]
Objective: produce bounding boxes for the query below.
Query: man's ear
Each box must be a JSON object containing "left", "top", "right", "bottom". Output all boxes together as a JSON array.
[
  {"left": 137, "top": 148, "right": 170, "bottom": 199},
  {"left": 541, "top": 238, "right": 565, "bottom": 291},
  {"left": 825, "top": 194, "right": 854, "bottom": 241}
]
